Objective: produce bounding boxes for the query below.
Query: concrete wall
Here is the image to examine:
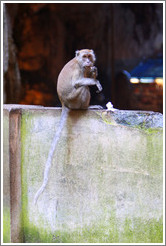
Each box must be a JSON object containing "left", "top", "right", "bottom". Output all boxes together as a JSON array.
[{"left": 3, "top": 105, "right": 163, "bottom": 243}]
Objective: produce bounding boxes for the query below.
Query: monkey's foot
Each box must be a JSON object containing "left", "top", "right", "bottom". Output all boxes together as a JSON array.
[{"left": 88, "top": 105, "right": 103, "bottom": 110}]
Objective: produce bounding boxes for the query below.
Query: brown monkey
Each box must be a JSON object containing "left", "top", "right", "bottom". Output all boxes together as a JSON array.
[
  {"left": 34, "top": 49, "right": 102, "bottom": 204},
  {"left": 57, "top": 49, "right": 102, "bottom": 109}
]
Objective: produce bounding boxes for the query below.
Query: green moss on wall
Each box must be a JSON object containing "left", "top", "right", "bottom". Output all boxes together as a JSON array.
[
  {"left": 120, "top": 217, "right": 163, "bottom": 243},
  {"left": 3, "top": 207, "right": 11, "bottom": 243},
  {"left": 100, "top": 112, "right": 117, "bottom": 126},
  {"left": 21, "top": 113, "right": 32, "bottom": 241},
  {"left": 22, "top": 216, "right": 163, "bottom": 243}
]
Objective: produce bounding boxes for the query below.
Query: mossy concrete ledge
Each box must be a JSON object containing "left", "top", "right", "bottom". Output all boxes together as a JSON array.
[{"left": 3, "top": 104, "right": 163, "bottom": 243}]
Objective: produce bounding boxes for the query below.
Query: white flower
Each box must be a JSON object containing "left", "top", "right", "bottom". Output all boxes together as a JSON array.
[{"left": 106, "top": 102, "right": 117, "bottom": 112}]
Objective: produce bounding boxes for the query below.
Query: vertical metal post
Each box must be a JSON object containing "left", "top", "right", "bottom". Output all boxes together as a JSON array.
[{"left": 9, "top": 109, "right": 23, "bottom": 243}]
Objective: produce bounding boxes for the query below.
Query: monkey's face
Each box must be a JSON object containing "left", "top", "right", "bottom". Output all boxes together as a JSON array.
[
  {"left": 76, "top": 49, "right": 96, "bottom": 68},
  {"left": 82, "top": 54, "right": 94, "bottom": 67}
]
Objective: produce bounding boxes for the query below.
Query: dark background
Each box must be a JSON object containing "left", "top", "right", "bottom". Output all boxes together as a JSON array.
[{"left": 3, "top": 3, "right": 163, "bottom": 112}]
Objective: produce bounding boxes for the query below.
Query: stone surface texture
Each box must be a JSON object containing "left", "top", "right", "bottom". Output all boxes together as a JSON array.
[{"left": 3, "top": 105, "right": 163, "bottom": 243}]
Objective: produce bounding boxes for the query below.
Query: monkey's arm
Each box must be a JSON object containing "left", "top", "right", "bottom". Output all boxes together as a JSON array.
[
  {"left": 95, "top": 80, "right": 103, "bottom": 93},
  {"left": 74, "top": 78, "right": 102, "bottom": 92}
]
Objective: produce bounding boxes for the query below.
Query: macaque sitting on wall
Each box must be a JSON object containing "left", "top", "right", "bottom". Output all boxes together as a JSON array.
[{"left": 34, "top": 49, "right": 102, "bottom": 204}]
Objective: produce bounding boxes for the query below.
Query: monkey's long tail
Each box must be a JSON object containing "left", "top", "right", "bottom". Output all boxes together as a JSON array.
[{"left": 34, "top": 107, "right": 69, "bottom": 205}]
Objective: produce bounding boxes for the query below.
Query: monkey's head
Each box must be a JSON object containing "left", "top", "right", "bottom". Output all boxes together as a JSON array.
[{"left": 75, "top": 49, "right": 96, "bottom": 68}]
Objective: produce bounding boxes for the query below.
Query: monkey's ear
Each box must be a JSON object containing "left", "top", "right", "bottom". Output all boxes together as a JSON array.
[
  {"left": 91, "top": 50, "right": 96, "bottom": 62},
  {"left": 75, "top": 50, "right": 80, "bottom": 57},
  {"left": 91, "top": 49, "right": 95, "bottom": 56}
]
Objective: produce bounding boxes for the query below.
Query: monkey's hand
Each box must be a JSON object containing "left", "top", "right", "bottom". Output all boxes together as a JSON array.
[
  {"left": 84, "top": 66, "right": 98, "bottom": 79},
  {"left": 95, "top": 80, "right": 102, "bottom": 93},
  {"left": 90, "top": 66, "right": 98, "bottom": 78}
]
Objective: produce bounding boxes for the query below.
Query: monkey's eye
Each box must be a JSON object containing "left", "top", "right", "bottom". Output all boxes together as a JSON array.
[
  {"left": 88, "top": 55, "right": 92, "bottom": 59},
  {"left": 83, "top": 55, "right": 87, "bottom": 58}
]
